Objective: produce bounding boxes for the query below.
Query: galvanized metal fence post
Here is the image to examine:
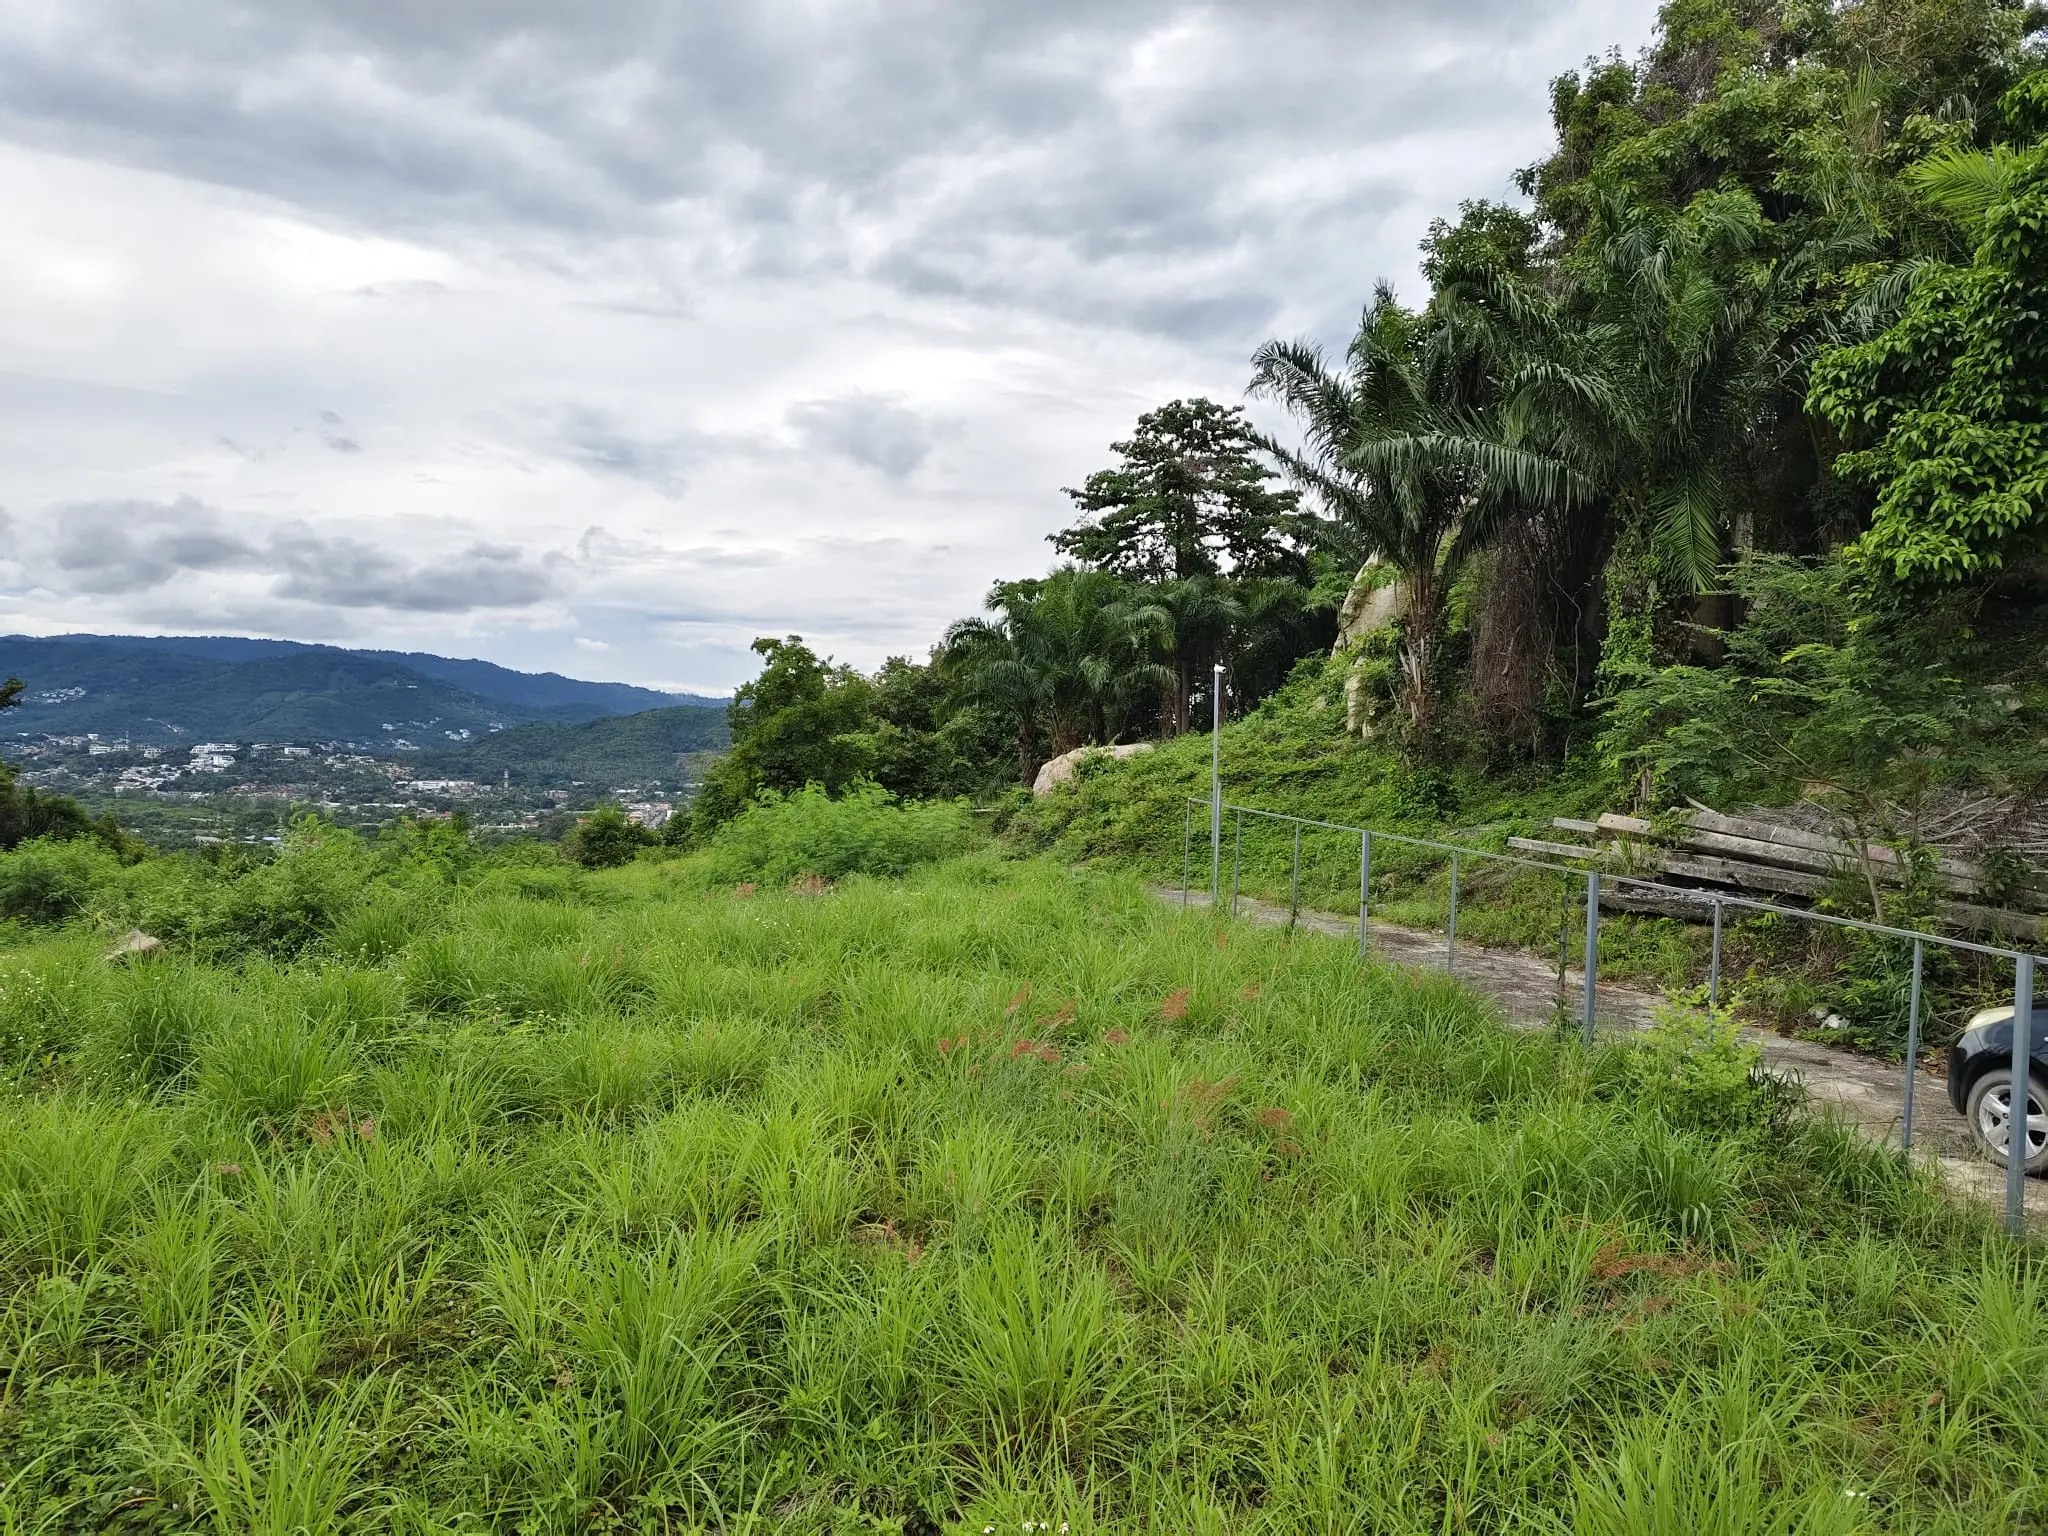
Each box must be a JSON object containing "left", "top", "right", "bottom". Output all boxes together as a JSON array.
[
  {"left": 1708, "top": 899, "right": 1723, "bottom": 1011},
  {"left": 1230, "top": 810, "right": 1243, "bottom": 919},
  {"left": 2007, "top": 953, "right": 2035, "bottom": 1236},
  {"left": 1901, "top": 939, "right": 1923, "bottom": 1155},
  {"left": 1289, "top": 823, "right": 1302, "bottom": 928},
  {"left": 1581, "top": 872, "right": 1601, "bottom": 1046},
  {"left": 1447, "top": 853, "right": 1459, "bottom": 974},
  {"left": 1182, "top": 802, "right": 1193, "bottom": 908},
  {"left": 1210, "top": 666, "right": 1223, "bottom": 901},
  {"left": 1357, "top": 830, "right": 1372, "bottom": 958}
]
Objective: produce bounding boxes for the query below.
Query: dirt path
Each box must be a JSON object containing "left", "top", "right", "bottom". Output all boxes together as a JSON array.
[{"left": 1165, "top": 885, "right": 2047, "bottom": 1223}]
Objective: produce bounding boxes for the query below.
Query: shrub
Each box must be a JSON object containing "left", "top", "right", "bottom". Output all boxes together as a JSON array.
[
  {"left": 210, "top": 818, "right": 374, "bottom": 957},
  {"left": 91, "top": 854, "right": 228, "bottom": 953},
  {"left": 90, "top": 818, "right": 375, "bottom": 961},
  {"left": 0, "top": 955, "right": 101, "bottom": 1076},
  {"left": 1622, "top": 1002, "right": 1796, "bottom": 1137},
  {"left": 91, "top": 962, "right": 232, "bottom": 1089},
  {"left": 327, "top": 896, "right": 418, "bottom": 964},
  {"left": 693, "top": 783, "right": 975, "bottom": 886},
  {"left": 564, "top": 806, "right": 656, "bottom": 869},
  {"left": 0, "top": 837, "right": 120, "bottom": 925},
  {"left": 194, "top": 1007, "right": 359, "bottom": 1130}
]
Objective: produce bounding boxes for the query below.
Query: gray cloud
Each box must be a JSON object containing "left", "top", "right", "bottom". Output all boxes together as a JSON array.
[
  {"left": 43, "top": 497, "right": 558, "bottom": 612},
  {"left": 787, "top": 395, "right": 935, "bottom": 480},
  {"left": 268, "top": 532, "right": 556, "bottom": 611},
  {"left": 51, "top": 496, "right": 257, "bottom": 592},
  {"left": 553, "top": 411, "right": 707, "bottom": 495},
  {"left": 318, "top": 410, "right": 362, "bottom": 453},
  {"left": 0, "top": 1, "right": 1618, "bottom": 343},
  {"left": 0, "top": 0, "right": 1661, "bottom": 687}
]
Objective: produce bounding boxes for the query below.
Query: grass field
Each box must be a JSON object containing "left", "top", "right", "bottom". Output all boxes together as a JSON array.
[{"left": 2, "top": 852, "right": 2045, "bottom": 1533}]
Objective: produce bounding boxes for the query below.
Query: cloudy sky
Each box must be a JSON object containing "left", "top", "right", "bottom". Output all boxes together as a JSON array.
[{"left": 0, "top": 0, "right": 1659, "bottom": 693}]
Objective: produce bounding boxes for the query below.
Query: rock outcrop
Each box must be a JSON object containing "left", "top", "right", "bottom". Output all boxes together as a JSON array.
[
  {"left": 1335, "top": 559, "right": 1406, "bottom": 649},
  {"left": 1031, "top": 742, "right": 1154, "bottom": 795}
]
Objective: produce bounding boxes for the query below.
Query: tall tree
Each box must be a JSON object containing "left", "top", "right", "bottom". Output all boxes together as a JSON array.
[
  {"left": 1250, "top": 286, "right": 1527, "bottom": 742},
  {"left": 689, "top": 637, "right": 875, "bottom": 832},
  {"left": 1053, "top": 399, "right": 1303, "bottom": 582},
  {"left": 1053, "top": 398, "right": 1311, "bottom": 733}
]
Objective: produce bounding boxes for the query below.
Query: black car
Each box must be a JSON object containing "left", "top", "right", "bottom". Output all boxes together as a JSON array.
[{"left": 1946, "top": 1003, "right": 2048, "bottom": 1175}]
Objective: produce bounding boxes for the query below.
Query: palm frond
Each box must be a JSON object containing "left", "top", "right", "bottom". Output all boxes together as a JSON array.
[{"left": 1905, "top": 144, "right": 2020, "bottom": 227}]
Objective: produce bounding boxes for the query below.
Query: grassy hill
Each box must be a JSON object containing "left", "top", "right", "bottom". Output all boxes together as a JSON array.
[
  {"left": 1011, "top": 647, "right": 1607, "bottom": 929},
  {"left": 0, "top": 634, "right": 712, "bottom": 746},
  {"left": 422, "top": 704, "right": 729, "bottom": 790},
  {"left": 0, "top": 830, "right": 2038, "bottom": 1530}
]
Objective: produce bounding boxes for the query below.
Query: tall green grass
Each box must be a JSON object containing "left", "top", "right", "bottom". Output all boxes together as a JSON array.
[
  {"left": 0, "top": 854, "right": 2042, "bottom": 1532},
  {"left": 692, "top": 781, "right": 977, "bottom": 886}
]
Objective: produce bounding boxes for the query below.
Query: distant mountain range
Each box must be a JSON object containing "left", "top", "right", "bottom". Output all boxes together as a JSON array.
[{"left": 0, "top": 634, "right": 726, "bottom": 748}]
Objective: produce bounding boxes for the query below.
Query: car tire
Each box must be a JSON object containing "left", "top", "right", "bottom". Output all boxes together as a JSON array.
[{"left": 1964, "top": 1067, "right": 2048, "bottom": 1176}]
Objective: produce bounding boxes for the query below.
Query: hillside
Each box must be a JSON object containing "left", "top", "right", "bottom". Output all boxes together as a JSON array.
[
  {"left": 0, "top": 634, "right": 718, "bottom": 747},
  {"left": 420, "top": 704, "right": 730, "bottom": 790}
]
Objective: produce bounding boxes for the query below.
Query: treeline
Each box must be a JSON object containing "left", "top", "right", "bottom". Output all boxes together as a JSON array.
[
  {"left": 687, "top": 0, "right": 2048, "bottom": 863},
  {"left": 676, "top": 398, "right": 1336, "bottom": 838}
]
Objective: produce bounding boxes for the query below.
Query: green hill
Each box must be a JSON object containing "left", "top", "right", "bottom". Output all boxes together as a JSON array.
[
  {"left": 422, "top": 704, "right": 729, "bottom": 790},
  {"left": 0, "top": 634, "right": 711, "bottom": 746}
]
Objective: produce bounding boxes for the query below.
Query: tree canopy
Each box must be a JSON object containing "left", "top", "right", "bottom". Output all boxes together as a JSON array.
[{"left": 1052, "top": 399, "right": 1304, "bottom": 583}]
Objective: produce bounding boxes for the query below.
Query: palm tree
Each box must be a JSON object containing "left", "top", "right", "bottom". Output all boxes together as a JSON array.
[
  {"left": 1432, "top": 191, "right": 1786, "bottom": 592},
  {"left": 944, "top": 599, "right": 1048, "bottom": 787},
  {"left": 1290, "top": 194, "right": 1795, "bottom": 749},
  {"left": 945, "top": 568, "right": 1172, "bottom": 786},
  {"left": 1150, "top": 575, "right": 1243, "bottom": 735},
  {"left": 1249, "top": 285, "right": 1533, "bottom": 739}
]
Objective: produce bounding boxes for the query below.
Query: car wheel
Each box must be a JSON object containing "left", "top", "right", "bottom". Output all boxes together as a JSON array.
[{"left": 1964, "top": 1068, "right": 2048, "bottom": 1176}]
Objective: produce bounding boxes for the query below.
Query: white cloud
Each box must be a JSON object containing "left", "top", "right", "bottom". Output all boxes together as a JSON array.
[{"left": 0, "top": 0, "right": 1661, "bottom": 691}]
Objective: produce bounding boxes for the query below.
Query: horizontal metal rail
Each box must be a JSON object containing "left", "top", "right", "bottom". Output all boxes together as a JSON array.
[
  {"left": 1184, "top": 795, "right": 2047, "bottom": 1237},
  {"left": 1185, "top": 797, "right": 2044, "bottom": 963}
]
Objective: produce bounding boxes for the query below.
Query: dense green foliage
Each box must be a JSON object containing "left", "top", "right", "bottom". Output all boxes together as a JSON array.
[
  {"left": 692, "top": 784, "right": 977, "bottom": 887},
  {"left": 1601, "top": 555, "right": 2043, "bottom": 914},
  {"left": 1813, "top": 74, "right": 2048, "bottom": 581},
  {"left": 420, "top": 705, "right": 727, "bottom": 793},
  {"left": 3, "top": 850, "right": 2044, "bottom": 1532},
  {"left": 561, "top": 807, "right": 657, "bottom": 870},
  {"left": 0, "top": 769, "right": 108, "bottom": 857},
  {"left": 686, "top": 639, "right": 1007, "bottom": 837}
]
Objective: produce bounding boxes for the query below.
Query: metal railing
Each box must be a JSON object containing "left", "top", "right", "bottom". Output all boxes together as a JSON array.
[{"left": 1183, "top": 797, "right": 2046, "bottom": 1235}]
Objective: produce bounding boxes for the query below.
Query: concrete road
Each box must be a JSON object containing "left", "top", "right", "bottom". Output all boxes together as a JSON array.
[{"left": 1166, "top": 884, "right": 2047, "bottom": 1224}]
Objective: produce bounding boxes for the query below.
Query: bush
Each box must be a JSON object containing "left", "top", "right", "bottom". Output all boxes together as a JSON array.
[
  {"left": 1623, "top": 1002, "right": 1796, "bottom": 1137},
  {"left": 0, "top": 837, "right": 120, "bottom": 925},
  {"left": 563, "top": 805, "right": 655, "bottom": 869},
  {"left": 211, "top": 818, "right": 375, "bottom": 956},
  {"left": 91, "top": 962, "right": 230, "bottom": 1088},
  {"left": 693, "top": 782, "right": 975, "bottom": 886}
]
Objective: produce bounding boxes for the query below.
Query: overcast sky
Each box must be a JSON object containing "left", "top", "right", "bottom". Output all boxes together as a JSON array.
[{"left": 0, "top": 0, "right": 1660, "bottom": 693}]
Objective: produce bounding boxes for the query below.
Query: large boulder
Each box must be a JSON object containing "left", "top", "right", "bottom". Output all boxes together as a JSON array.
[
  {"left": 1032, "top": 742, "right": 1154, "bottom": 796},
  {"left": 1335, "top": 559, "right": 1405, "bottom": 649}
]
